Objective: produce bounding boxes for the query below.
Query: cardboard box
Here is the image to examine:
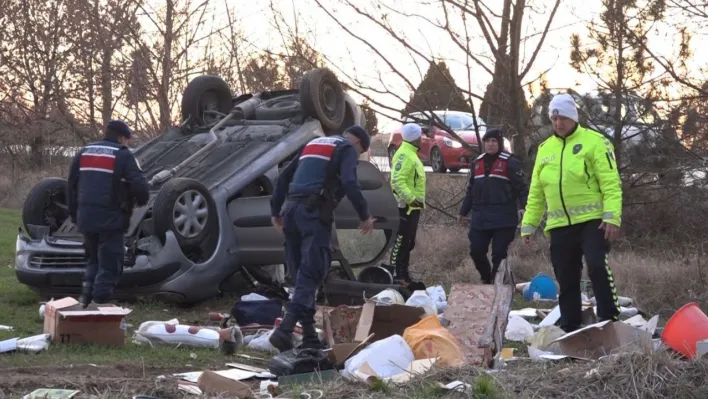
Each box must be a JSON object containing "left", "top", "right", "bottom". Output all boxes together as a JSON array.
[
  {"left": 197, "top": 370, "right": 254, "bottom": 399},
  {"left": 43, "top": 297, "right": 132, "bottom": 347},
  {"left": 551, "top": 320, "right": 653, "bottom": 360},
  {"left": 322, "top": 305, "right": 363, "bottom": 346},
  {"left": 354, "top": 302, "right": 425, "bottom": 343}
]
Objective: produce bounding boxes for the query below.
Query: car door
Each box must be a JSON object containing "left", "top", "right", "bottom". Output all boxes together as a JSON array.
[{"left": 227, "top": 161, "right": 401, "bottom": 269}]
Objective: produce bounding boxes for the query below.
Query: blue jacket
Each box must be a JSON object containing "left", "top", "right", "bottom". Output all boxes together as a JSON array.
[
  {"left": 459, "top": 151, "right": 529, "bottom": 230},
  {"left": 270, "top": 136, "right": 370, "bottom": 221},
  {"left": 67, "top": 139, "right": 150, "bottom": 234}
]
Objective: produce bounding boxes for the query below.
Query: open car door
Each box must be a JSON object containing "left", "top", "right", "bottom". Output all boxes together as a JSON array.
[{"left": 227, "top": 160, "right": 400, "bottom": 270}]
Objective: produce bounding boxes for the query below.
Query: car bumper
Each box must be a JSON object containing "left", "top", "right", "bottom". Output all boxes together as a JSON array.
[
  {"left": 15, "top": 233, "right": 182, "bottom": 294},
  {"left": 441, "top": 147, "right": 475, "bottom": 168}
]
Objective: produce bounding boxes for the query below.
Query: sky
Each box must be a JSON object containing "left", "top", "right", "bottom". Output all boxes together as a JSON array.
[{"left": 144, "top": 0, "right": 705, "bottom": 133}]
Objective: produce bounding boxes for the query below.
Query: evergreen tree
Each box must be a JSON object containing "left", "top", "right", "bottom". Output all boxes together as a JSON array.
[{"left": 402, "top": 61, "right": 473, "bottom": 116}]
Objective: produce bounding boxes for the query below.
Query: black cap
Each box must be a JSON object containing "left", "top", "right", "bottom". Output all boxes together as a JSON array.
[
  {"left": 344, "top": 125, "right": 370, "bottom": 151},
  {"left": 106, "top": 120, "right": 133, "bottom": 138},
  {"left": 482, "top": 127, "right": 502, "bottom": 142}
]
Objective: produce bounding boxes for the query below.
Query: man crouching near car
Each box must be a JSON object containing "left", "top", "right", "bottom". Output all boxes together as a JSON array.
[
  {"left": 67, "top": 120, "right": 149, "bottom": 308},
  {"left": 268, "top": 125, "right": 377, "bottom": 352}
]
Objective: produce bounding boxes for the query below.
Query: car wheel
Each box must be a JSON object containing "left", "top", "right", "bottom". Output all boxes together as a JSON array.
[
  {"left": 181, "top": 75, "right": 233, "bottom": 127},
  {"left": 299, "top": 68, "right": 346, "bottom": 132},
  {"left": 388, "top": 146, "right": 397, "bottom": 167},
  {"left": 431, "top": 147, "right": 447, "bottom": 173},
  {"left": 22, "top": 178, "right": 70, "bottom": 238},
  {"left": 449, "top": 167, "right": 461, "bottom": 173},
  {"left": 254, "top": 94, "right": 301, "bottom": 120},
  {"left": 152, "top": 177, "right": 217, "bottom": 248}
]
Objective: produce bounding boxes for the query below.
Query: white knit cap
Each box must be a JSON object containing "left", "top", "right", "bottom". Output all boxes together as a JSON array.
[
  {"left": 401, "top": 123, "right": 422, "bottom": 142},
  {"left": 549, "top": 93, "right": 579, "bottom": 123}
]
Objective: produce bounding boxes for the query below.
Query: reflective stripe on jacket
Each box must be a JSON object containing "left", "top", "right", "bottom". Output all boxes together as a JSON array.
[
  {"left": 390, "top": 142, "right": 426, "bottom": 214},
  {"left": 521, "top": 125, "right": 623, "bottom": 235}
]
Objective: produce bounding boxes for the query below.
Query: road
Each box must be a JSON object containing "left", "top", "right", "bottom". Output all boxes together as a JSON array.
[{"left": 369, "top": 156, "right": 471, "bottom": 174}]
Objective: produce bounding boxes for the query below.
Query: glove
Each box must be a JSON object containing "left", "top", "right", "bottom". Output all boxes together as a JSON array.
[{"left": 410, "top": 199, "right": 425, "bottom": 208}]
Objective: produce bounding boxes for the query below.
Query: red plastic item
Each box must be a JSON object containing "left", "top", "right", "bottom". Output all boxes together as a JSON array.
[{"left": 662, "top": 302, "right": 708, "bottom": 359}]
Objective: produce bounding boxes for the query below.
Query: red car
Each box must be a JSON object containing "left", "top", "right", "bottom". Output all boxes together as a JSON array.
[{"left": 387, "top": 110, "right": 511, "bottom": 173}]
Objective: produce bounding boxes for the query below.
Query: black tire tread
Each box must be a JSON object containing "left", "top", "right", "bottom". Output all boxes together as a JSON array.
[
  {"left": 181, "top": 75, "right": 232, "bottom": 126},
  {"left": 22, "top": 178, "right": 68, "bottom": 236},
  {"left": 299, "top": 68, "right": 346, "bottom": 132}
]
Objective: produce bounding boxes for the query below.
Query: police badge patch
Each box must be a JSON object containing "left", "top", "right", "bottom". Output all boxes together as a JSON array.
[{"left": 572, "top": 144, "right": 582, "bottom": 154}]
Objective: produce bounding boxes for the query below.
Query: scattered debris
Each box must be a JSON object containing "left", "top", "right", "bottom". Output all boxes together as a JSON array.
[
  {"left": 21, "top": 389, "right": 80, "bottom": 399},
  {"left": 44, "top": 297, "right": 131, "bottom": 347},
  {"left": 504, "top": 316, "right": 535, "bottom": 342}
]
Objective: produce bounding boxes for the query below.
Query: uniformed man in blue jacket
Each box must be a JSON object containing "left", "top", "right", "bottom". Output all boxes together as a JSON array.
[
  {"left": 457, "top": 128, "right": 529, "bottom": 284},
  {"left": 268, "top": 125, "right": 377, "bottom": 352},
  {"left": 67, "top": 120, "right": 150, "bottom": 307}
]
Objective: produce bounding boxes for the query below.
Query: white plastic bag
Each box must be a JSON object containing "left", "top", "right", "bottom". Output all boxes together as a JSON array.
[
  {"left": 247, "top": 329, "right": 280, "bottom": 354},
  {"left": 241, "top": 293, "right": 269, "bottom": 302},
  {"left": 405, "top": 290, "right": 438, "bottom": 317},
  {"left": 371, "top": 288, "right": 405, "bottom": 305},
  {"left": 425, "top": 285, "right": 448, "bottom": 313},
  {"left": 504, "top": 315, "right": 535, "bottom": 342},
  {"left": 342, "top": 335, "right": 415, "bottom": 380}
]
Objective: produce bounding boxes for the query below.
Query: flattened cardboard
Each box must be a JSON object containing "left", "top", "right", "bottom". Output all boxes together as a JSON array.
[
  {"left": 551, "top": 320, "right": 653, "bottom": 360},
  {"left": 197, "top": 370, "right": 254, "bottom": 398},
  {"left": 354, "top": 302, "right": 424, "bottom": 343},
  {"left": 44, "top": 297, "right": 131, "bottom": 346}
]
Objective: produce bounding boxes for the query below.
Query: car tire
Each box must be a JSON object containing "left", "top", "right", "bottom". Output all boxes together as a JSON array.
[
  {"left": 299, "top": 68, "right": 346, "bottom": 132},
  {"left": 449, "top": 167, "right": 461, "bottom": 173},
  {"left": 254, "top": 95, "right": 301, "bottom": 120},
  {"left": 22, "top": 177, "right": 70, "bottom": 238},
  {"left": 181, "top": 75, "right": 233, "bottom": 127},
  {"left": 152, "top": 177, "right": 218, "bottom": 248},
  {"left": 430, "top": 147, "right": 447, "bottom": 173}
]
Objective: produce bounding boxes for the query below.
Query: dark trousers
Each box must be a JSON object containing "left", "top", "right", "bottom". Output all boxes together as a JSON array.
[
  {"left": 282, "top": 202, "right": 332, "bottom": 325},
  {"left": 550, "top": 219, "right": 621, "bottom": 332},
  {"left": 468, "top": 227, "right": 516, "bottom": 284},
  {"left": 389, "top": 207, "right": 421, "bottom": 279},
  {"left": 82, "top": 231, "right": 125, "bottom": 303}
]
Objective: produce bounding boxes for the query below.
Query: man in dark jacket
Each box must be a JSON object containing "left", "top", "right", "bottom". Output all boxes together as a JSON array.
[
  {"left": 67, "top": 120, "right": 150, "bottom": 307},
  {"left": 268, "top": 125, "right": 377, "bottom": 353},
  {"left": 457, "top": 128, "right": 529, "bottom": 283}
]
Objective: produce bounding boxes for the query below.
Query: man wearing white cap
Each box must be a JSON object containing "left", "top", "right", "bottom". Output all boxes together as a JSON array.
[
  {"left": 521, "top": 93, "right": 623, "bottom": 333},
  {"left": 387, "top": 123, "right": 427, "bottom": 284}
]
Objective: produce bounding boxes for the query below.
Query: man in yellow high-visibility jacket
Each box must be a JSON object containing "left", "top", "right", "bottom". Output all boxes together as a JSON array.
[
  {"left": 388, "top": 123, "right": 426, "bottom": 284},
  {"left": 521, "top": 93, "right": 623, "bottom": 333}
]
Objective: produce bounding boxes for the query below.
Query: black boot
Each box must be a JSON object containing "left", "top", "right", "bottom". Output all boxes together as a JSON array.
[
  {"left": 299, "top": 322, "right": 326, "bottom": 350},
  {"left": 269, "top": 312, "right": 297, "bottom": 353},
  {"left": 79, "top": 281, "right": 93, "bottom": 309}
]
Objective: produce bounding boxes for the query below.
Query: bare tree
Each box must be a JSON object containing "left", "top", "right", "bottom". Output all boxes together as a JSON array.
[
  {"left": 129, "top": 0, "right": 213, "bottom": 133},
  {"left": 304, "top": 0, "right": 560, "bottom": 162},
  {"left": 0, "top": 0, "right": 76, "bottom": 167},
  {"left": 65, "top": 0, "right": 141, "bottom": 131}
]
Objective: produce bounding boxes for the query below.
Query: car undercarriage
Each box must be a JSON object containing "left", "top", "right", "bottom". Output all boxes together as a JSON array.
[{"left": 15, "top": 68, "right": 404, "bottom": 305}]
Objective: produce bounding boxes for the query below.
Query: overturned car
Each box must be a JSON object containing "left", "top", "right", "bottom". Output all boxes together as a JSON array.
[{"left": 15, "top": 68, "right": 402, "bottom": 305}]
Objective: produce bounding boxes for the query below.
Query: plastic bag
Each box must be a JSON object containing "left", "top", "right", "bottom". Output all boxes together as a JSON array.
[
  {"left": 241, "top": 293, "right": 269, "bottom": 302},
  {"left": 268, "top": 348, "right": 335, "bottom": 377},
  {"left": 405, "top": 290, "right": 437, "bottom": 317},
  {"left": 505, "top": 315, "right": 535, "bottom": 342},
  {"left": 371, "top": 288, "right": 405, "bottom": 305},
  {"left": 403, "top": 316, "right": 465, "bottom": 367},
  {"left": 426, "top": 285, "right": 448, "bottom": 313},
  {"left": 247, "top": 329, "right": 280, "bottom": 354},
  {"left": 342, "top": 335, "right": 415, "bottom": 380}
]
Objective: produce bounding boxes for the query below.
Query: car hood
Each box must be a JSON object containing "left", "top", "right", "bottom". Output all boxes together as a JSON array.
[{"left": 452, "top": 129, "right": 512, "bottom": 152}]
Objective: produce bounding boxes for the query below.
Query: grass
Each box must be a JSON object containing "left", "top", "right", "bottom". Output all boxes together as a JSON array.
[{"left": 2, "top": 165, "right": 708, "bottom": 398}]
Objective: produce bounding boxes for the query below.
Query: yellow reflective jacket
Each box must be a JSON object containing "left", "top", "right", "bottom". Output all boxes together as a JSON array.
[
  {"left": 390, "top": 142, "right": 426, "bottom": 214},
  {"left": 520, "top": 125, "right": 622, "bottom": 235}
]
